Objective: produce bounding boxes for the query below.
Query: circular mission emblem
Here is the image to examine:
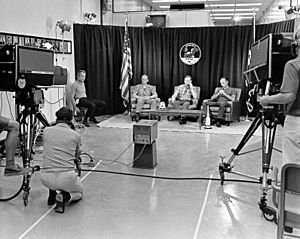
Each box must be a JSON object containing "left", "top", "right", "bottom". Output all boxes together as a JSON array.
[{"left": 179, "top": 43, "right": 201, "bottom": 65}]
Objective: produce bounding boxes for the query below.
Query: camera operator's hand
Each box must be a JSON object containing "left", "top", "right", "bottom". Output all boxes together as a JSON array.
[
  {"left": 75, "top": 107, "right": 81, "bottom": 114},
  {"left": 219, "top": 89, "right": 224, "bottom": 95},
  {"left": 259, "top": 96, "right": 270, "bottom": 106}
]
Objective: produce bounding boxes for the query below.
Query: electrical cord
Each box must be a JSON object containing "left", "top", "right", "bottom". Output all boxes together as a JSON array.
[
  {"left": 1, "top": 143, "right": 261, "bottom": 185},
  {"left": 126, "top": 143, "right": 147, "bottom": 167},
  {"left": 16, "top": 164, "right": 260, "bottom": 184},
  {"left": 44, "top": 97, "right": 64, "bottom": 105}
]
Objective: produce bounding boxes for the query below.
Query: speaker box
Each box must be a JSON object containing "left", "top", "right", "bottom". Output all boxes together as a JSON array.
[
  {"left": 170, "top": 3, "right": 205, "bottom": 10},
  {"left": 133, "top": 141, "right": 157, "bottom": 169},
  {"left": 133, "top": 120, "right": 158, "bottom": 145},
  {"left": 146, "top": 15, "right": 166, "bottom": 27}
]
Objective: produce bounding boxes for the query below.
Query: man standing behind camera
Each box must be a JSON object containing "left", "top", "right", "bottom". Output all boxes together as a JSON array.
[{"left": 259, "top": 33, "right": 300, "bottom": 166}]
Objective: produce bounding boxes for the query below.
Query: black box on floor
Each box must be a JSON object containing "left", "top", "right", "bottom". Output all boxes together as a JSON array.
[{"left": 133, "top": 141, "right": 157, "bottom": 169}]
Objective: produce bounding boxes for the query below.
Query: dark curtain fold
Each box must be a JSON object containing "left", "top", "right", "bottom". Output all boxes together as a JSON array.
[{"left": 74, "top": 19, "right": 294, "bottom": 115}]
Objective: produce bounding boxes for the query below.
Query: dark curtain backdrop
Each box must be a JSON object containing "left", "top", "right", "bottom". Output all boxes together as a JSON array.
[{"left": 73, "top": 19, "right": 294, "bottom": 115}]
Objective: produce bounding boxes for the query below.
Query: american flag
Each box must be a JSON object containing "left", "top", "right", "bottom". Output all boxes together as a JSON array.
[{"left": 120, "top": 19, "right": 132, "bottom": 107}]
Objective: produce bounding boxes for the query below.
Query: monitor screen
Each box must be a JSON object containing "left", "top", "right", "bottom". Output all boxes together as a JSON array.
[
  {"left": 18, "top": 46, "right": 54, "bottom": 74},
  {"left": 249, "top": 35, "right": 269, "bottom": 69}
]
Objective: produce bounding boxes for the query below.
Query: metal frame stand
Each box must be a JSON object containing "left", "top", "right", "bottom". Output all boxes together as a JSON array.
[
  {"left": 17, "top": 103, "right": 50, "bottom": 205},
  {"left": 218, "top": 105, "right": 284, "bottom": 222}
]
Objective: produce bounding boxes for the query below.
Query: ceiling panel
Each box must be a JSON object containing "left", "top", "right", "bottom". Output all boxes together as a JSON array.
[{"left": 142, "top": 0, "right": 275, "bottom": 26}]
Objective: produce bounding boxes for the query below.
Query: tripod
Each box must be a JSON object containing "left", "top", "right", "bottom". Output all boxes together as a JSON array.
[
  {"left": 16, "top": 102, "right": 50, "bottom": 205},
  {"left": 218, "top": 105, "right": 284, "bottom": 222}
]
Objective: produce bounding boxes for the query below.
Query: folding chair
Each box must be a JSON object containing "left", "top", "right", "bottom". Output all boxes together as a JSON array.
[{"left": 272, "top": 163, "right": 300, "bottom": 239}]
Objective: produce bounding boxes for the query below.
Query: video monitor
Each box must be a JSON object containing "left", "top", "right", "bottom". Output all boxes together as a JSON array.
[
  {"left": 17, "top": 46, "right": 54, "bottom": 86},
  {"left": 249, "top": 35, "right": 269, "bottom": 69},
  {"left": 18, "top": 46, "right": 53, "bottom": 74},
  {"left": 246, "top": 34, "right": 294, "bottom": 85}
]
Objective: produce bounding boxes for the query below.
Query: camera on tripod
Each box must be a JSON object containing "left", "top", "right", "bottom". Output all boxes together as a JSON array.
[
  {"left": 245, "top": 33, "right": 295, "bottom": 99},
  {"left": 0, "top": 44, "right": 67, "bottom": 107}
]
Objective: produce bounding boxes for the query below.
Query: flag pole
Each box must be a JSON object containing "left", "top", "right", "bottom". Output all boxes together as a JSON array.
[
  {"left": 120, "top": 12, "right": 132, "bottom": 116},
  {"left": 124, "top": 14, "right": 130, "bottom": 115}
]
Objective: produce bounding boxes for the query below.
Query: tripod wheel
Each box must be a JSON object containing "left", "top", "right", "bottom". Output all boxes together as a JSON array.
[{"left": 262, "top": 206, "right": 277, "bottom": 222}]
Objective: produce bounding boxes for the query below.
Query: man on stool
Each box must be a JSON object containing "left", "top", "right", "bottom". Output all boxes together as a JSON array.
[{"left": 71, "top": 70, "right": 106, "bottom": 127}]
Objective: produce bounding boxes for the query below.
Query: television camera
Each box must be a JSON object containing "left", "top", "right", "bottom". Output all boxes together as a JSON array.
[
  {"left": 0, "top": 44, "right": 67, "bottom": 205},
  {"left": 218, "top": 33, "right": 295, "bottom": 222},
  {"left": 245, "top": 33, "right": 294, "bottom": 99}
]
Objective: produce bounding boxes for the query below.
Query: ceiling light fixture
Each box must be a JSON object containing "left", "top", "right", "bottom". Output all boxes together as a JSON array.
[{"left": 233, "top": 15, "right": 241, "bottom": 22}]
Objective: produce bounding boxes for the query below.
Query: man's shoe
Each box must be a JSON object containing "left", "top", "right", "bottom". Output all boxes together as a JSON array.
[
  {"left": 4, "top": 164, "right": 25, "bottom": 177},
  {"left": 89, "top": 117, "right": 100, "bottom": 124},
  {"left": 55, "top": 191, "right": 71, "bottom": 213},
  {"left": 179, "top": 117, "right": 187, "bottom": 125},
  {"left": 47, "top": 189, "right": 57, "bottom": 205},
  {"left": 284, "top": 226, "right": 293, "bottom": 233},
  {"left": 135, "top": 113, "right": 140, "bottom": 122},
  {"left": 82, "top": 121, "right": 90, "bottom": 127}
]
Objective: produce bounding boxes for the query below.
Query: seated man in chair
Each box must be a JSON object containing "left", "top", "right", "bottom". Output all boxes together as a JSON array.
[
  {"left": 202, "top": 76, "right": 235, "bottom": 127},
  {"left": 132, "top": 74, "right": 158, "bottom": 121},
  {"left": 170, "top": 75, "right": 197, "bottom": 124},
  {"left": 70, "top": 70, "right": 106, "bottom": 127}
]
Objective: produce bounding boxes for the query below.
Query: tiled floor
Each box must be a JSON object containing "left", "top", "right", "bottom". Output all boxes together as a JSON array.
[{"left": 0, "top": 116, "right": 295, "bottom": 239}]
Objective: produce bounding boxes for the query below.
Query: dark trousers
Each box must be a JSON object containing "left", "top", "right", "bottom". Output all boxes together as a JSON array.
[
  {"left": 202, "top": 100, "right": 229, "bottom": 120},
  {"left": 77, "top": 97, "right": 106, "bottom": 120}
]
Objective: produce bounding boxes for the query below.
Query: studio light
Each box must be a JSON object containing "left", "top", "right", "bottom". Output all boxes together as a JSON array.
[{"left": 56, "top": 20, "right": 72, "bottom": 33}]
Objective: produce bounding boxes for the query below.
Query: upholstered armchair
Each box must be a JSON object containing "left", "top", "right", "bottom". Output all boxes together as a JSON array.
[
  {"left": 201, "top": 87, "right": 242, "bottom": 125},
  {"left": 130, "top": 85, "right": 161, "bottom": 121},
  {"left": 167, "top": 86, "right": 201, "bottom": 110}
]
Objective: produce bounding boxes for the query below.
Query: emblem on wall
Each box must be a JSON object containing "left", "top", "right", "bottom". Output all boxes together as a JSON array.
[{"left": 179, "top": 43, "right": 201, "bottom": 65}]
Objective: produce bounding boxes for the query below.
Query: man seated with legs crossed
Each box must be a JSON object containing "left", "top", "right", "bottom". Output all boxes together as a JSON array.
[
  {"left": 41, "top": 107, "right": 83, "bottom": 213},
  {"left": 202, "top": 76, "right": 235, "bottom": 127},
  {"left": 171, "top": 75, "right": 197, "bottom": 124},
  {"left": 71, "top": 70, "right": 106, "bottom": 127},
  {"left": 132, "top": 74, "right": 158, "bottom": 122},
  {"left": 0, "top": 116, "right": 24, "bottom": 176}
]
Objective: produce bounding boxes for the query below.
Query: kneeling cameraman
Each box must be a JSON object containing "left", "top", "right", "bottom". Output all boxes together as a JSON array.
[{"left": 41, "top": 107, "right": 83, "bottom": 213}]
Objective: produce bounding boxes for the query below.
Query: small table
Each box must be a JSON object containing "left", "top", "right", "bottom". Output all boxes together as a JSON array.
[{"left": 148, "top": 109, "right": 203, "bottom": 129}]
